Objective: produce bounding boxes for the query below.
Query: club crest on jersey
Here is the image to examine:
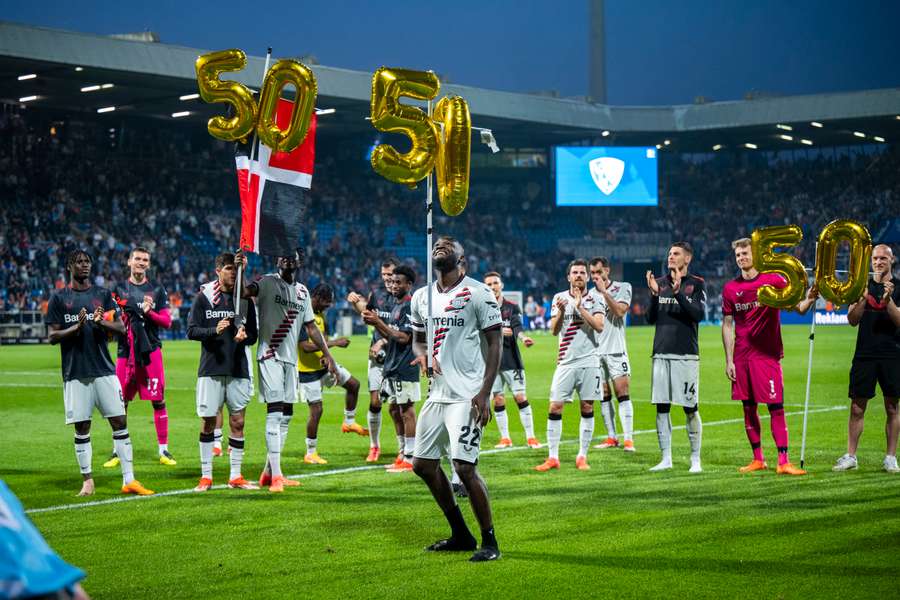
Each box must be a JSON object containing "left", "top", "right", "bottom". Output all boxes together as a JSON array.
[
  {"left": 589, "top": 157, "right": 625, "bottom": 195},
  {"left": 444, "top": 288, "right": 472, "bottom": 313}
]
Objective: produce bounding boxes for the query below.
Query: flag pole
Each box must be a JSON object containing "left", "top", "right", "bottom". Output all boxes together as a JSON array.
[
  {"left": 234, "top": 47, "right": 272, "bottom": 327},
  {"left": 425, "top": 98, "right": 434, "bottom": 377},
  {"left": 799, "top": 242, "right": 818, "bottom": 469}
]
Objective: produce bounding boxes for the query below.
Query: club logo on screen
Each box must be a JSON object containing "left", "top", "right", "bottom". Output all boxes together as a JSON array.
[{"left": 589, "top": 157, "right": 625, "bottom": 195}]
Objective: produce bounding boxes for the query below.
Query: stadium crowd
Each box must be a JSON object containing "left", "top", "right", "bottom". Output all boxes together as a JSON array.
[{"left": 2, "top": 110, "right": 898, "bottom": 329}]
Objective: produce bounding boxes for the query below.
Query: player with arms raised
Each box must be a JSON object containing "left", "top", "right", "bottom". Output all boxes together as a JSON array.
[
  {"left": 410, "top": 236, "right": 503, "bottom": 562},
  {"left": 483, "top": 271, "right": 539, "bottom": 449},
  {"left": 46, "top": 250, "right": 153, "bottom": 497},
  {"left": 722, "top": 238, "right": 817, "bottom": 475},
  {"left": 237, "top": 249, "right": 337, "bottom": 492},
  {"left": 105, "top": 246, "right": 175, "bottom": 468},
  {"left": 590, "top": 257, "right": 636, "bottom": 452},
  {"left": 646, "top": 242, "right": 706, "bottom": 473},
  {"left": 536, "top": 259, "right": 606, "bottom": 472}
]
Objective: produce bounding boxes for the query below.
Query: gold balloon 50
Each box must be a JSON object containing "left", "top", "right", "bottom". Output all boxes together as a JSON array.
[
  {"left": 751, "top": 219, "right": 872, "bottom": 308},
  {"left": 751, "top": 225, "right": 808, "bottom": 308},
  {"left": 369, "top": 67, "right": 473, "bottom": 216},
  {"left": 195, "top": 49, "right": 317, "bottom": 153}
]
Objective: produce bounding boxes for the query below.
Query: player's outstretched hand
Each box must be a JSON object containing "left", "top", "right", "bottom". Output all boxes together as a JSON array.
[
  {"left": 347, "top": 291, "right": 362, "bottom": 305},
  {"left": 471, "top": 391, "right": 491, "bottom": 427},
  {"left": 215, "top": 318, "right": 231, "bottom": 335},
  {"left": 595, "top": 276, "right": 607, "bottom": 294},
  {"left": 91, "top": 306, "right": 104, "bottom": 324},
  {"left": 555, "top": 297, "right": 568, "bottom": 314},
  {"left": 77, "top": 307, "right": 88, "bottom": 327},
  {"left": 646, "top": 271, "right": 660, "bottom": 295},
  {"left": 522, "top": 336, "right": 535, "bottom": 348},
  {"left": 502, "top": 327, "right": 513, "bottom": 337},
  {"left": 233, "top": 326, "right": 247, "bottom": 343},
  {"left": 572, "top": 287, "right": 583, "bottom": 307},
  {"left": 142, "top": 294, "right": 155, "bottom": 313},
  {"left": 725, "top": 361, "right": 736, "bottom": 382},
  {"left": 333, "top": 337, "right": 350, "bottom": 348},
  {"left": 361, "top": 309, "right": 378, "bottom": 325},
  {"left": 883, "top": 280, "right": 894, "bottom": 303}
]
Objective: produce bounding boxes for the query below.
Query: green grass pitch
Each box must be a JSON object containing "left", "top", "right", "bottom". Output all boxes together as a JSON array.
[{"left": 2, "top": 324, "right": 898, "bottom": 599}]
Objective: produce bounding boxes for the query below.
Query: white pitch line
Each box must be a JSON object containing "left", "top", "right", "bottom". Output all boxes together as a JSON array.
[{"left": 24, "top": 405, "right": 846, "bottom": 515}]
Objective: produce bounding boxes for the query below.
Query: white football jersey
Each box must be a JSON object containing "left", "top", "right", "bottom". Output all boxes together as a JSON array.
[
  {"left": 254, "top": 274, "right": 314, "bottom": 364},
  {"left": 410, "top": 276, "right": 502, "bottom": 404},
  {"left": 596, "top": 281, "right": 631, "bottom": 355},
  {"left": 551, "top": 288, "right": 606, "bottom": 368}
]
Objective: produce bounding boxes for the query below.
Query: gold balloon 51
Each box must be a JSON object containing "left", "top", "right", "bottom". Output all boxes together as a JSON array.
[
  {"left": 370, "top": 67, "right": 440, "bottom": 185},
  {"left": 433, "top": 96, "right": 472, "bottom": 216},
  {"left": 751, "top": 225, "right": 807, "bottom": 308},
  {"left": 815, "top": 219, "right": 872, "bottom": 305},
  {"left": 195, "top": 49, "right": 257, "bottom": 142},
  {"left": 257, "top": 59, "right": 318, "bottom": 153}
]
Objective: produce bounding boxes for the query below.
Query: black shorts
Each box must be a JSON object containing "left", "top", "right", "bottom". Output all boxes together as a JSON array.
[{"left": 848, "top": 357, "right": 900, "bottom": 400}]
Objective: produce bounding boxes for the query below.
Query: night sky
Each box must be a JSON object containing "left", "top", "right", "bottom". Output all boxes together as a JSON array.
[{"left": 5, "top": 0, "right": 899, "bottom": 105}]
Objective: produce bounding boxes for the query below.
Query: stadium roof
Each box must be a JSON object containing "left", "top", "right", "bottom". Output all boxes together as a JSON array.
[{"left": 2, "top": 21, "right": 899, "bottom": 151}]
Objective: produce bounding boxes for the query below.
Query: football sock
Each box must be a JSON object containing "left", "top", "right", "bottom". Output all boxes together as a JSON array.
[
  {"left": 768, "top": 403, "right": 790, "bottom": 465},
  {"left": 685, "top": 408, "right": 702, "bottom": 459},
  {"left": 152, "top": 401, "right": 168, "bottom": 449},
  {"left": 547, "top": 413, "right": 563, "bottom": 460},
  {"left": 280, "top": 404, "right": 294, "bottom": 451},
  {"left": 199, "top": 432, "right": 214, "bottom": 479},
  {"left": 265, "top": 404, "right": 283, "bottom": 478},
  {"left": 343, "top": 409, "right": 356, "bottom": 426},
  {"left": 742, "top": 400, "right": 764, "bottom": 461},
  {"left": 396, "top": 433, "right": 405, "bottom": 455},
  {"left": 74, "top": 433, "right": 92, "bottom": 475},
  {"left": 367, "top": 405, "right": 382, "bottom": 448},
  {"left": 229, "top": 437, "right": 244, "bottom": 480},
  {"left": 451, "top": 466, "right": 461, "bottom": 486},
  {"left": 618, "top": 395, "right": 634, "bottom": 441},
  {"left": 494, "top": 405, "right": 510, "bottom": 439},
  {"left": 600, "top": 395, "right": 617, "bottom": 439},
  {"left": 404, "top": 436, "right": 415, "bottom": 460},
  {"left": 579, "top": 411, "right": 595, "bottom": 457},
  {"left": 655, "top": 404, "right": 672, "bottom": 457},
  {"left": 481, "top": 526, "right": 498, "bottom": 549},
  {"left": 443, "top": 504, "right": 475, "bottom": 542},
  {"left": 112, "top": 428, "right": 135, "bottom": 485},
  {"left": 517, "top": 401, "right": 535, "bottom": 439},
  {"left": 306, "top": 437, "right": 318, "bottom": 455},
  {"left": 213, "top": 427, "right": 223, "bottom": 450}
]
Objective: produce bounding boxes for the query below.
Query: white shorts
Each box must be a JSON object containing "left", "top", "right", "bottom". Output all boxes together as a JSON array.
[
  {"left": 414, "top": 401, "right": 482, "bottom": 463},
  {"left": 196, "top": 376, "right": 252, "bottom": 418},
  {"left": 550, "top": 366, "right": 604, "bottom": 403},
  {"left": 367, "top": 359, "right": 384, "bottom": 393},
  {"left": 297, "top": 363, "right": 352, "bottom": 404},
  {"left": 491, "top": 369, "right": 526, "bottom": 396},
  {"left": 600, "top": 353, "right": 631, "bottom": 382},
  {"left": 380, "top": 378, "right": 421, "bottom": 405},
  {"left": 651, "top": 357, "right": 699, "bottom": 408},
  {"left": 258, "top": 359, "right": 297, "bottom": 405},
  {"left": 63, "top": 375, "right": 125, "bottom": 424}
]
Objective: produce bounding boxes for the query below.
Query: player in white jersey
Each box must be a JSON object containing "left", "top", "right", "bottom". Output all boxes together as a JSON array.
[
  {"left": 236, "top": 249, "right": 337, "bottom": 493},
  {"left": 536, "top": 259, "right": 606, "bottom": 472},
  {"left": 590, "top": 257, "right": 636, "bottom": 452},
  {"left": 409, "top": 236, "right": 503, "bottom": 562}
]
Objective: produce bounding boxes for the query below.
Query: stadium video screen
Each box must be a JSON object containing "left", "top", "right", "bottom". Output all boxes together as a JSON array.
[{"left": 555, "top": 146, "right": 659, "bottom": 207}]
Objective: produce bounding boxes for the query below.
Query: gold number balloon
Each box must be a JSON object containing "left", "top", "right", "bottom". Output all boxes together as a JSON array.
[
  {"left": 195, "top": 49, "right": 257, "bottom": 142},
  {"left": 433, "top": 96, "right": 472, "bottom": 216},
  {"left": 370, "top": 67, "right": 440, "bottom": 185},
  {"left": 257, "top": 59, "right": 318, "bottom": 153},
  {"left": 815, "top": 219, "right": 872, "bottom": 306},
  {"left": 751, "top": 224, "right": 808, "bottom": 308}
]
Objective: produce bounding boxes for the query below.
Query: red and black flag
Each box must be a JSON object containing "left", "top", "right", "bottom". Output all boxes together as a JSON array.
[{"left": 236, "top": 98, "right": 316, "bottom": 256}]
